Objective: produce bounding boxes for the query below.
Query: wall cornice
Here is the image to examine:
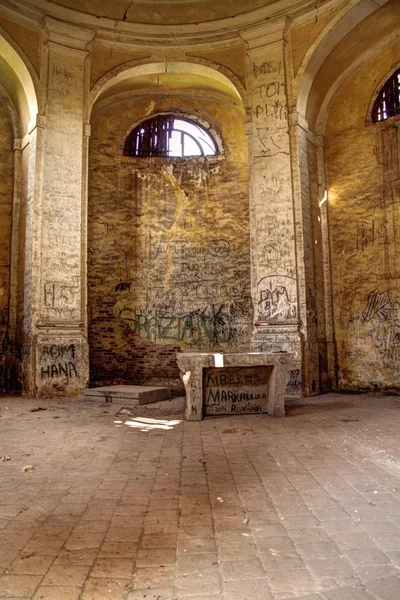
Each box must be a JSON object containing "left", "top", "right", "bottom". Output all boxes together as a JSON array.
[{"left": 1, "top": 0, "right": 342, "bottom": 47}]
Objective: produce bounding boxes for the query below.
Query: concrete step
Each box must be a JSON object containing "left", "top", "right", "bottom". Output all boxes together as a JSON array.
[{"left": 84, "top": 385, "right": 171, "bottom": 405}]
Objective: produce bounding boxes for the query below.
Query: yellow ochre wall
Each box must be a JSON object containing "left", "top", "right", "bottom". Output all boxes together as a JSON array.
[
  {"left": 88, "top": 95, "right": 251, "bottom": 388},
  {"left": 326, "top": 42, "right": 400, "bottom": 390}
]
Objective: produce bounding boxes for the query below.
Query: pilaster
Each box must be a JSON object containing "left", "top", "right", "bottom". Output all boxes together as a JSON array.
[
  {"left": 26, "top": 19, "right": 94, "bottom": 397},
  {"left": 243, "top": 21, "right": 302, "bottom": 395}
]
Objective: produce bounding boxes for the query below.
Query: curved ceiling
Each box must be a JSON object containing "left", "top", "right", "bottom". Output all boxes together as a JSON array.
[
  {"left": 91, "top": 62, "right": 244, "bottom": 115},
  {"left": 24, "top": 0, "right": 279, "bottom": 25}
]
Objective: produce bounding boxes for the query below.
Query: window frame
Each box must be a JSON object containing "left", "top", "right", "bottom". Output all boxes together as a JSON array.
[
  {"left": 366, "top": 63, "right": 400, "bottom": 127},
  {"left": 121, "top": 113, "right": 223, "bottom": 160}
]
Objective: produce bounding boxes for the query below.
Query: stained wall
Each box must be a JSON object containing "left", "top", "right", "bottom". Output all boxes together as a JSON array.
[
  {"left": 88, "top": 95, "right": 251, "bottom": 388},
  {"left": 0, "top": 99, "right": 14, "bottom": 390},
  {"left": 325, "top": 42, "right": 400, "bottom": 390}
]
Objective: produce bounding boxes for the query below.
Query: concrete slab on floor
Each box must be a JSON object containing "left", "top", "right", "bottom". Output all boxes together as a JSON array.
[{"left": 84, "top": 384, "right": 171, "bottom": 404}]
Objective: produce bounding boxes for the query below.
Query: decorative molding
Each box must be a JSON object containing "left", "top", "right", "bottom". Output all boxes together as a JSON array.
[
  {"left": 44, "top": 16, "right": 95, "bottom": 50},
  {"left": 240, "top": 17, "right": 288, "bottom": 54},
  {"left": 83, "top": 123, "right": 91, "bottom": 138},
  {"left": 45, "top": 40, "right": 89, "bottom": 58},
  {"left": 2, "top": 0, "right": 329, "bottom": 47}
]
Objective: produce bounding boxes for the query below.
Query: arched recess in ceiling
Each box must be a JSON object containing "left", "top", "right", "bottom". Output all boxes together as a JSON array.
[
  {"left": 89, "top": 60, "right": 246, "bottom": 120},
  {"left": 294, "top": 0, "right": 398, "bottom": 135},
  {"left": 0, "top": 30, "right": 39, "bottom": 136}
]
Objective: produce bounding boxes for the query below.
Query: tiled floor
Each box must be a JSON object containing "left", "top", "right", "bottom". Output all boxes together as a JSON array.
[{"left": 0, "top": 393, "right": 399, "bottom": 600}]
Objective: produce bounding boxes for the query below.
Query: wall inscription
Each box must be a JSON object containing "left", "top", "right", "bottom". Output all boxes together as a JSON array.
[{"left": 203, "top": 365, "right": 272, "bottom": 415}]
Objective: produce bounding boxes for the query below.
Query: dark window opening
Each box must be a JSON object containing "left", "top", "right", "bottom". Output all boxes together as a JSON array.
[
  {"left": 123, "top": 114, "right": 217, "bottom": 158},
  {"left": 372, "top": 68, "right": 400, "bottom": 123}
]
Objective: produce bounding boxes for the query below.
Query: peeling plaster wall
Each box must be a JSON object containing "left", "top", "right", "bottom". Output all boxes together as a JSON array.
[
  {"left": 326, "top": 42, "right": 400, "bottom": 390},
  {"left": 88, "top": 96, "right": 251, "bottom": 388},
  {"left": 0, "top": 100, "right": 14, "bottom": 390}
]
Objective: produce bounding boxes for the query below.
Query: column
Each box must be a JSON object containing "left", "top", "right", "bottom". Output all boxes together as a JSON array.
[
  {"left": 243, "top": 21, "right": 302, "bottom": 394},
  {"left": 30, "top": 19, "right": 93, "bottom": 397}
]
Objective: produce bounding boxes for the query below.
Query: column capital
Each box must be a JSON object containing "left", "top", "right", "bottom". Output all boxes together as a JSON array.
[
  {"left": 288, "top": 110, "right": 308, "bottom": 131},
  {"left": 44, "top": 17, "right": 95, "bottom": 52},
  {"left": 241, "top": 17, "right": 289, "bottom": 55},
  {"left": 83, "top": 123, "right": 91, "bottom": 138}
]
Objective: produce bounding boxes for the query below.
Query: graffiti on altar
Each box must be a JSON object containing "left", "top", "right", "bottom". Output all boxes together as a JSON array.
[
  {"left": 257, "top": 275, "right": 297, "bottom": 322},
  {"left": 287, "top": 369, "right": 301, "bottom": 390},
  {"left": 40, "top": 344, "right": 78, "bottom": 380}
]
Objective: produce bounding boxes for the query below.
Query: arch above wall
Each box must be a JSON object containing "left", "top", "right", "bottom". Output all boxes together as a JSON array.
[
  {"left": 0, "top": 33, "right": 38, "bottom": 135},
  {"left": 295, "top": 0, "right": 398, "bottom": 135},
  {"left": 89, "top": 60, "right": 245, "bottom": 119}
]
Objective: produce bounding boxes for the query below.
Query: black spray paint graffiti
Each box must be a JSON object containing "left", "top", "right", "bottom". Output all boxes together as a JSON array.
[
  {"left": 361, "top": 289, "right": 400, "bottom": 357},
  {"left": 120, "top": 303, "right": 238, "bottom": 346},
  {"left": 356, "top": 220, "right": 389, "bottom": 251},
  {"left": 287, "top": 369, "right": 301, "bottom": 389},
  {"left": 40, "top": 344, "right": 78, "bottom": 380},
  {"left": 257, "top": 276, "right": 297, "bottom": 322}
]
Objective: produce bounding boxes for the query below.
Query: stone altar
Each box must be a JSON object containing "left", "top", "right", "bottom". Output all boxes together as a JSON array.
[{"left": 176, "top": 352, "right": 295, "bottom": 421}]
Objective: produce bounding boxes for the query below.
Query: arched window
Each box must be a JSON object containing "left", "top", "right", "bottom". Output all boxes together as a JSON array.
[
  {"left": 123, "top": 114, "right": 217, "bottom": 158},
  {"left": 372, "top": 68, "right": 400, "bottom": 123}
]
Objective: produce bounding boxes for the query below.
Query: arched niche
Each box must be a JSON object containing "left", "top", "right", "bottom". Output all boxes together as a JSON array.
[
  {"left": 0, "top": 34, "right": 38, "bottom": 391},
  {"left": 290, "top": 0, "right": 399, "bottom": 393},
  {"left": 323, "top": 40, "right": 400, "bottom": 392},
  {"left": 87, "top": 61, "right": 252, "bottom": 389},
  {"left": 0, "top": 33, "right": 38, "bottom": 135}
]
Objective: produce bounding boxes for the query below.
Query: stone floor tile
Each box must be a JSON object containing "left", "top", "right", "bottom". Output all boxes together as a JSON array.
[
  {"left": 98, "top": 541, "right": 138, "bottom": 558},
  {"left": 65, "top": 532, "right": 105, "bottom": 551},
  {"left": 176, "top": 571, "right": 221, "bottom": 596},
  {"left": 22, "top": 538, "right": 65, "bottom": 556},
  {"left": 53, "top": 548, "right": 98, "bottom": 566},
  {"left": 135, "top": 548, "right": 176, "bottom": 567},
  {"left": 8, "top": 554, "right": 55, "bottom": 575},
  {"left": 332, "top": 533, "right": 375, "bottom": 550},
  {"left": 295, "top": 542, "right": 341, "bottom": 559},
  {"left": 259, "top": 553, "right": 305, "bottom": 571},
  {"left": 141, "top": 534, "right": 177, "bottom": 548},
  {"left": 345, "top": 548, "right": 391, "bottom": 566},
  {"left": 365, "top": 575, "right": 400, "bottom": 600},
  {"left": 132, "top": 565, "right": 176, "bottom": 588},
  {"left": 322, "top": 587, "right": 377, "bottom": 599},
  {"left": 90, "top": 558, "right": 134, "bottom": 579},
  {"left": 42, "top": 563, "right": 91, "bottom": 586},
  {"left": 0, "top": 574, "right": 42, "bottom": 597},
  {"left": 178, "top": 537, "right": 216, "bottom": 554},
  {"left": 356, "top": 565, "right": 397, "bottom": 583},
  {"left": 266, "top": 569, "right": 315, "bottom": 595},
  {"left": 127, "top": 589, "right": 175, "bottom": 600},
  {"left": 306, "top": 557, "right": 357, "bottom": 578},
  {"left": 73, "top": 520, "right": 110, "bottom": 533},
  {"left": 256, "top": 536, "right": 296, "bottom": 553},
  {"left": 220, "top": 558, "right": 265, "bottom": 581},
  {"left": 177, "top": 525, "right": 214, "bottom": 538},
  {"left": 81, "top": 577, "right": 131, "bottom": 600},
  {"left": 217, "top": 543, "right": 258, "bottom": 561},
  {"left": 105, "top": 527, "right": 142, "bottom": 542},
  {"left": 53, "top": 504, "right": 87, "bottom": 517},
  {"left": 251, "top": 523, "right": 287, "bottom": 537},
  {"left": 223, "top": 579, "right": 273, "bottom": 600},
  {"left": 177, "top": 552, "right": 219, "bottom": 574},
  {"left": 33, "top": 586, "right": 81, "bottom": 600}
]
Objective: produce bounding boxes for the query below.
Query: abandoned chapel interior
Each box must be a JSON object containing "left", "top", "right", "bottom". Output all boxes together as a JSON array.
[
  {"left": 0, "top": 0, "right": 399, "bottom": 401},
  {"left": 1, "top": 2, "right": 400, "bottom": 600}
]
